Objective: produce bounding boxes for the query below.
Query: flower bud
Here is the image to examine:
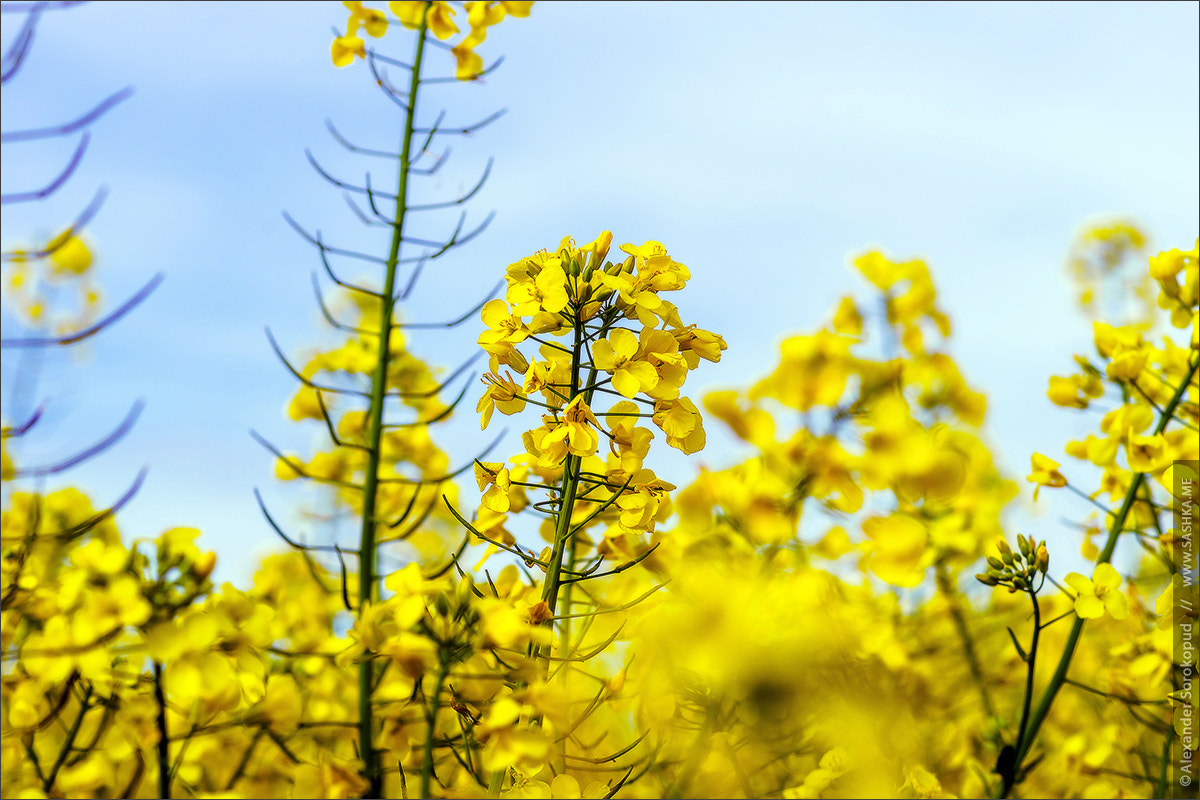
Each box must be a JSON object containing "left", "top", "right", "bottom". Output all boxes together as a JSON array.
[
  {"left": 975, "top": 572, "right": 1000, "bottom": 587},
  {"left": 1035, "top": 544, "right": 1049, "bottom": 574},
  {"left": 1017, "top": 534, "right": 1031, "bottom": 558},
  {"left": 505, "top": 348, "right": 530, "bottom": 375},
  {"left": 997, "top": 538, "right": 1012, "bottom": 557},
  {"left": 457, "top": 573, "right": 476, "bottom": 606},
  {"left": 433, "top": 592, "right": 451, "bottom": 617},
  {"left": 193, "top": 551, "right": 217, "bottom": 581},
  {"left": 987, "top": 556, "right": 1005, "bottom": 571}
]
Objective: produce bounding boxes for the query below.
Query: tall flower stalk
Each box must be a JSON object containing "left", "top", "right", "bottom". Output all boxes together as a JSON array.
[
  {"left": 257, "top": 3, "right": 530, "bottom": 795},
  {"left": 448, "top": 233, "right": 725, "bottom": 785}
]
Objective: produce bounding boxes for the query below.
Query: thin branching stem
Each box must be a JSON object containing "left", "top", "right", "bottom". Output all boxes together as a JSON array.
[
  {"left": 357, "top": 14, "right": 430, "bottom": 798},
  {"left": 1007, "top": 354, "right": 1198, "bottom": 795}
]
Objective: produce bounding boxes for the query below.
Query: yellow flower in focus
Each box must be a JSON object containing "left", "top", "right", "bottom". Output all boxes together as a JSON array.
[
  {"left": 508, "top": 263, "right": 568, "bottom": 316},
  {"left": 638, "top": 328, "right": 688, "bottom": 400},
  {"left": 477, "top": 371, "right": 525, "bottom": 430},
  {"left": 652, "top": 396, "right": 705, "bottom": 454},
  {"left": 1065, "top": 563, "right": 1128, "bottom": 620},
  {"left": 592, "top": 328, "right": 658, "bottom": 398},
  {"left": 605, "top": 400, "right": 654, "bottom": 473},
  {"left": 581, "top": 229, "right": 613, "bottom": 268},
  {"left": 474, "top": 460, "right": 512, "bottom": 513},
  {"left": 541, "top": 396, "right": 601, "bottom": 458},
  {"left": 613, "top": 469, "right": 675, "bottom": 533},
  {"left": 1027, "top": 453, "right": 1066, "bottom": 500},
  {"left": 479, "top": 298, "right": 529, "bottom": 343},
  {"left": 672, "top": 324, "right": 727, "bottom": 368}
]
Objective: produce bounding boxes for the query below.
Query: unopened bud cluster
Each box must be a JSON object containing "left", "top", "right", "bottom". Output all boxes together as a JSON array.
[{"left": 975, "top": 534, "right": 1049, "bottom": 593}]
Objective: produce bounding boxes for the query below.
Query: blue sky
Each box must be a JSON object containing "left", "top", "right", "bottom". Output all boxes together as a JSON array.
[{"left": 2, "top": 1, "right": 1197, "bottom": 585}]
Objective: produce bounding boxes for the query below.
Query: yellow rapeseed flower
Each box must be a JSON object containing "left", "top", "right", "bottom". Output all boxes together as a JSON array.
[
  {"left": 592, "top": 328, "right": 658, "bottom": 398},
  {"left": 1065, "top": 563, "right": 1128, "bottom": 620},
  {"left": 1027, "top": 453, "right": 1067, "bottom": 500}
]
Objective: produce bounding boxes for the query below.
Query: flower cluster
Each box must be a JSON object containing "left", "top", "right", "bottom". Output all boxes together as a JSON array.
[
  {"left": 975, "top": 533, "right": 1049, "bottom": 592},
  {"left": 273, "top": 289, "right": 462, "bottom": 558},
  {"left": 1065, "top": 219, "right": 1154, "bottom": 324},
  {"left": 473, "top": 233, "right": 725, "bottom": 550},
  {"left": 332, "top": 1, "right": 532, "bottom": 79},
  {"left": 5, "top": 2, "right": 1194, "bottom": 795},
  {"left": 4, "top": 229, "right": 101, "bottom": 335},
  {"left": 4, "top": 236, "right": 1192, "bottom": 800},
  {"left": 669, "top": 250, "right": 1007, "bottom": 589}
]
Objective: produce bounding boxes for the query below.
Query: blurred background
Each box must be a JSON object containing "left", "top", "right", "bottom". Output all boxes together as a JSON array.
[{"left": 2, "top": 1, "right": 1197, "bottom": 585}]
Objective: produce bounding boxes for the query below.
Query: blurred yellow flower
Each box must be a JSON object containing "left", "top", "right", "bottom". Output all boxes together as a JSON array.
[{"left": 1027, "top": 453, "right": 1066, "bottom": 500}]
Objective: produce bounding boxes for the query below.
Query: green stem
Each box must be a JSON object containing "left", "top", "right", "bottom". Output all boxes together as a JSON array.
[
  {"left": 540, "top": 456, "right": 580, "bottom": 621},
  {"left": 152, "top": 662, "right": 171, "bottom": 799},
  {"left": 536, "top": 305, "right": 586, "bottom": 664},
  {"left": 1003, "top": 588, "right": 1041, "bottom": 796},
  {"left": 1157, "top": 723, "right": 1174, "bottom": 799},
  {"left": 555, "top": 535, "right": 578, "bottom": 774},
  {"left": 45, "top": 683, "right": 94, "bottom": 794},
  {"left": 558, "top": 538, "right": 577, "bottom": 658},
  {"left": 420, "top": 661, "right": 450, "bottom": 800},
  {"left": 359, "top": 14, "right": 429, "bottom": 799},
  {"left": 935, "top": 564, "right": 995, "bottom": 718},
  {"left": 1008, "top": 354, "right": 1197, "bottom": 792}
]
